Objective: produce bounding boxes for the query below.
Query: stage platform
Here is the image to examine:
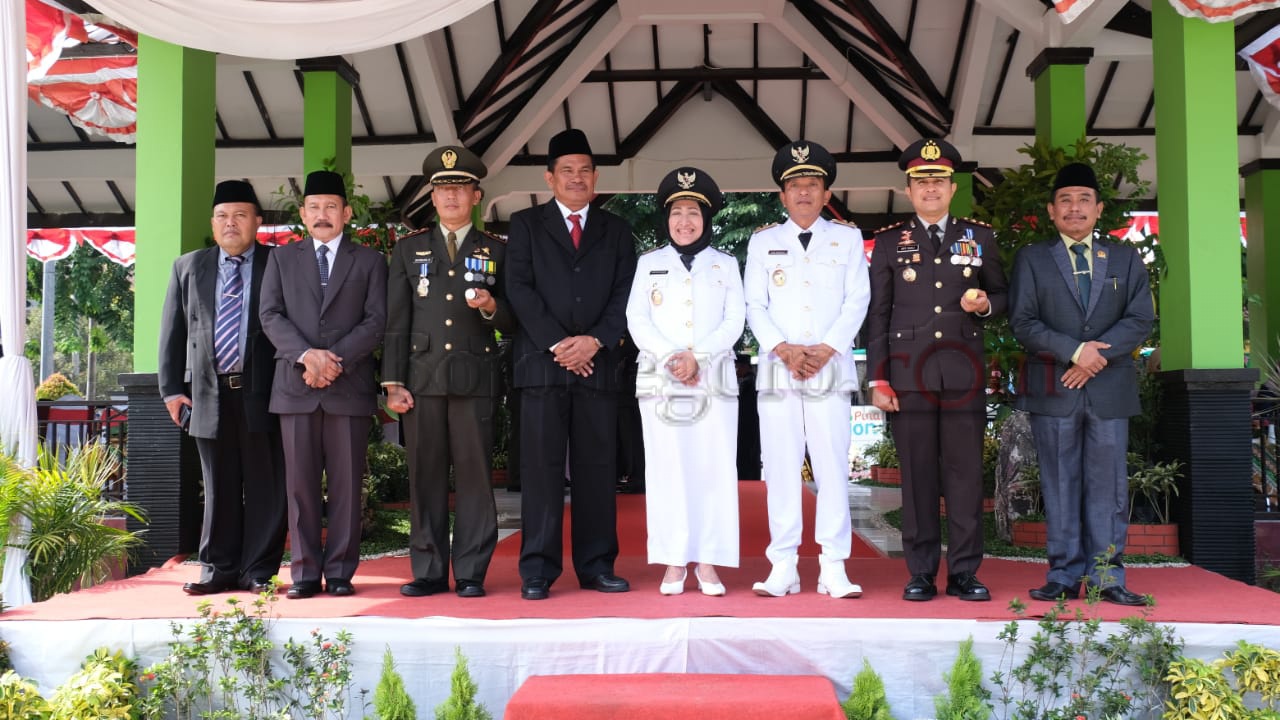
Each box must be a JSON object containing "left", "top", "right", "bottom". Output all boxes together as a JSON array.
[{"left": 3, "top": 484, "right": 1279, "bottom": 718}]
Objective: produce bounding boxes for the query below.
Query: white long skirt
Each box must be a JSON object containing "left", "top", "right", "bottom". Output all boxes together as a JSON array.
[{"left": 640, "top": 392, "right": 740, "bottom": 568}]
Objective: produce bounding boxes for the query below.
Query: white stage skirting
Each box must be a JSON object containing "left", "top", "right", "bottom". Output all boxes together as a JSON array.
[{"left": 5, "top": 615, "right": 1276, "bottom": 718}]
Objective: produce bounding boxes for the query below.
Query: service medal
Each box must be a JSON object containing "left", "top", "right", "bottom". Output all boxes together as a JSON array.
[
  {"left": 464, "top": 271, "right": 474, "bottom": 282},
  {"left": 912, "top": 253, "right": 920, "bottom": 263},
  {"left": 971, "top": 258, "right": 983, "bottom": 268},
  {"left": 903, "top": 267, "right": 917, "bottom": 282},
  {"left": 650, "top": 288, "right": 663, "bottom": 306},
  {"left": 951, "top": 255, "right": 961, "bottom": 265},
  {"left": 962, "top": 266, "right": 972, "bottom": 278},
  {"left": 486, "top": 275, "right": 496, "bottom": 286},
  {"left": 417, "top": 277, "right": 430, "bottom": 297},
  {"left": 772, "top": 268, "right": 786, "bottom": 286}
]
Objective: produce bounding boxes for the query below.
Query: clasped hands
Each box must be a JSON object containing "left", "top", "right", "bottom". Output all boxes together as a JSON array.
[
  {"left": 554, "top": 335, "right": 599, "bottom": 377},
  {"left": 301, "top": 348, "right": 343, "bottom": 388},
  {"left": 774, "top": 342, "right": 836, "bottom": 382},
  {"left": 1061, "top": 340, "right": 1111, "bottom": 390},
  {"left": 664, "top": 350, "right": 700, "bottom": 387}
]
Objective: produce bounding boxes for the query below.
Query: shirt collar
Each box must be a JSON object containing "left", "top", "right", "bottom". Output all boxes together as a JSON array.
[
  {"left": 312, "top": 233, "right": 344, "bottom": 253},
  {"left": 218, "top": 245, "right": 255, "bottom": 264},
  {"left": 441, "top": 223, "right": 473, "bottom": 242},
  {"left": 1060, "top": 232, "right": 1093, "bottom": 251},
  {"left": 918, "top": 215, "right": 949, "bottom": 232},
  {"left": 555, "top": 200, "right": 589, "bottom": 225}
]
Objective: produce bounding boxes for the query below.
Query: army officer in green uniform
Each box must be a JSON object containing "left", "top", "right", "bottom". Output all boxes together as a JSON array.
[{"left": 383, "top": 145, "right": 516, "bottom": 598}]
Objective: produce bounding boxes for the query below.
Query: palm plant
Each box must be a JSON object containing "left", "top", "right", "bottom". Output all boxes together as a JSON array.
[{"left": 1, "top": 444, "right": 146, "bottom": 602}]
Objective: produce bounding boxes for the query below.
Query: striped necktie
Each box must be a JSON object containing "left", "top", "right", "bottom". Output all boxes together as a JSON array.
[
  {"left": 317, "top": 244, "right": 330, "bottom": 291},
  {"left": 214, "top": 255, "right": 245, "bottom": 373}
]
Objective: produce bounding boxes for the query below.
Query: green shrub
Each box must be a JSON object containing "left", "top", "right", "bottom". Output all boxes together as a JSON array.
[
  {"left": 34, "top": 372, "right": 80, "bottom": 401},
  {"left": 366, "top": 442, "right": 409, "bottom": 504},
  {"left": 0, "top": 670, "right": 49, "bottom": 719},
  {"left": 1165, "top": 640, "right": 1280, "bottom": 719},
  {"left": 371, "top": 646, "right": 416, "bottom": 720},
  {"left": 842, "top": 658, "right": 895, "bottom": 720},
  {"left": 47, "top": 647, "right": 140, "bottom": 720},
  {"left": 434, "top": 647, "right": 490, "bottom": 720},
  {"left": 935, "top": 637, "right": 990, "bottom": 720}
]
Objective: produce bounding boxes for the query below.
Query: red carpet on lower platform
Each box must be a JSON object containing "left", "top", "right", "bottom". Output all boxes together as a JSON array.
[{"left": 4, "top": 481, "right": 1278, "bottom": 626}]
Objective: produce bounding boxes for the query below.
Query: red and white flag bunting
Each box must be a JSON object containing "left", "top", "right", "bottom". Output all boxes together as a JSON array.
[
  {"left": 1053, "top": 0, "right": 1096, "bottom": 24},
  {"left": 28, "top": 55, "right": 138, "bottom": 143},
  {"left": 1241, "top": 24, "right": 1280, "bottom": 111},
  {"left": 1168, "top": 0, "right": 1280, "bottom": 22},
  {"left": 25, "top": 226, "right": 310, "bottom": 266}
]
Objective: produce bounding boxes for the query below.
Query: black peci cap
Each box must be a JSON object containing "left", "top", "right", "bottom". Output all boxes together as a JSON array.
[
  {"left": 547, "top": 128, "right": 594, "bottom": 168},
  {"left": 211, "top": 180, "right": 261, "bottom": 211},
  {"left": 302, "top": 170, "right": 347, "bottom": 199},
  {"left": 1052, "top": 162, "right": 1101, "bottom": 194}
]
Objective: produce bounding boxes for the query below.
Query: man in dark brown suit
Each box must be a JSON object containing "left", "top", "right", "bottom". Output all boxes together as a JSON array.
[
  {"left": 383, "top": 146, "right": 515, "bottom": 598},
  {"left": 866, "top": 139, "right": 1008, "bottom": 602},
  {"left": 259, "top": 170, "right": 388, "bottom": 599}
]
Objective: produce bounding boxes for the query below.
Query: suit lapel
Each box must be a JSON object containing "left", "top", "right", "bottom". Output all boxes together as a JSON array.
[
  {"left": 297, "top": 239, "right": 324, "bottom": 307},
  {"left": 577, "top": 206, "right": 606, "bottom": 258},
  {"left": 195, "top": 248, "right": 220, "bottom": 350},
  {"left": 541, "top": 201, "right": 577, "bottom": 256},
  {"left": 1086, "top": 237, "right": 1110, "bottom": 318},
  {"left": 1049, "top": 241, "right": 1083, "bottom": 311},
  {"left": 247, "top": 244, "right": 269, "bottom": 333},
  {"left": 320, "top": 238, "right": 354, "bottom": 315}
]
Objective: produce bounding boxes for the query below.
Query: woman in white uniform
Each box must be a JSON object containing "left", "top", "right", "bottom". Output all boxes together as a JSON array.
[{"left": 625, "top": 167, "right": 746, "bottom": 595}]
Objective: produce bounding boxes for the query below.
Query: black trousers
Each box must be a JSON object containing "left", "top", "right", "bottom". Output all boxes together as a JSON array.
[
  {"left": 193, "top": 387, "right": 286, "bottom": 586},
  {"left": 518, "top": 384, "right": 619, "bottom": 584},
  {"left": 891, "top": 389, "right": 985, "bottom": 578}
]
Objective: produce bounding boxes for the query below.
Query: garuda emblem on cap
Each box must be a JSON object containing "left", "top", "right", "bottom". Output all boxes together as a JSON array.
[
  {"left": 442, "top": 149, "right": 458, "bottom": 169},
  {"left": 921, "top": 141, "right": 941, "bottom": 162},
  {"left": 791, "top": 145, "right": 810, "bottom": 164},
  {"left": 677, "top": 171, "right": 696, "bottom": 190}
]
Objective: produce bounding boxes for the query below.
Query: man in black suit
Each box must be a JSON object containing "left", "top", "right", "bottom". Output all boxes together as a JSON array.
[
  {"left": 158, "top": 180, "right": 286, "bottom": 595},
  {"left": 505, "top": 129, "right": 637, "bottom": 600},
  {"left": 1009, "top": 162, "right": 1155, "bottom": 606},
  {"left": 384, "top": 145, "right": 515, "bottom": 598},
  {"left": 867, "top": 139, "right": 1008, "bottom": 602},
  {"left": 259, "top": 171, "right": 388, "bottom": 599}
]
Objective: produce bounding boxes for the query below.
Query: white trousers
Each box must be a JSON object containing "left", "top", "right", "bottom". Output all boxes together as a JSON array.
[{"left": 756, "top": 389, "right": 852, "bottom": 563}]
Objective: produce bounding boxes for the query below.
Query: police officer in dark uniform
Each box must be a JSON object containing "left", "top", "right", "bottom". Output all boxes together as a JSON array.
[
  {"left": 866, "top": 139, "right": 1008, "bottom": 602},
  {"left": 383, "top": 145, "right": 516, "bottom": 598}
]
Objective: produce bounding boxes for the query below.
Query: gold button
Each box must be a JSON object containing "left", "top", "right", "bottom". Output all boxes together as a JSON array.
[
  {"left": 935, "top": 281, "right": 942, "bottom": 289},
  {"left": 804, "top": 257, "right": 811, "bottom": 264},
  {"left": 804, "top": 280, "right": 811, "bottom": 287},
  {"left": 685, "top": 321, "right": 693, "bottom": 328},
  {"left": 446, "top": 293, "right": 454, "bottom": 301},
  {"left": 485, "top": 347, "right": 491, "bottom": 353},
  {"left": 685, "top": 300, "right": 693, "bottom": 306},
  {"left": 445, "top": 319, "right": 453, "bottom": 326},
  {"left": 934, "top": 331, "right": 942, "bottom": 339},
  {"left": 803, "top": 306, "right": 811, "bottom": 312},
  {"left": 934, "top": 258, "right": 942, "bottom": 265},
  {"left": 685, "top": 278, "right": 692, "bottom": 285},
  {"left": 444, "top": 342, "right": 453, "bottom": 350},
  {"left": 934, "top": 306, "right": 942, "bottom": 314},
  {"left": 805, "top": 331, "right": 813, "bottom": 337},
  {"left": 448, "top": 270, "right": 456, "bottom": 277},
  {"left": 895, "top": 332, "right": 901, "bottom": 338}
]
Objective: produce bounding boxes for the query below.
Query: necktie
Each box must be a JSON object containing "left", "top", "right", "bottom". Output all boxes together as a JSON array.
[
  {"left": 317, "top": 244, "right": 330, "bottom": 291},
  {"left": 798, "top": 230, "right": 812, "bottom": 250},
  {"left": 447, "top": 231, "right": 458, "bottom": 262},
  {"left": 928, "top": 224, "right": 942, "bottom": 253},
  {"left": 214, "top": 255, "right": 245, "bottom": 373},
  {"left": 569, "top": 213, "right": 583, "bottom": 249},
  {"left": 680, "top": 253, "right": 694, "bottom": 271},
  {"left": 1071, "top": 242, "right": 1091, "bottom": 306}
]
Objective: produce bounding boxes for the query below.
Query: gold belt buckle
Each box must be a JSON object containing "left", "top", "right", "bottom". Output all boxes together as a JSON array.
[{"left": 226, "top": 374, "right": 243, "bottom": 389}]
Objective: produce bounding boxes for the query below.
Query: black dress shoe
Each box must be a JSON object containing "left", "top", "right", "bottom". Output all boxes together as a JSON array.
[
  {"left": 522, "top": 577, "right": 551, "bottom": 600},
  {"left": 455, "top": 580, "right": 486, "bottom": 598},
  {"left": 902, "top": 574, "right": 937, "bottom": 601},
  {"left": 326, "top": 580, "right": 355, "bottom": 597},
  {"left": 1099, "top": 585, "right": 1147, "bottom": 606},
  {"left": 247, "top": 578, "right": 274, "bottom": 594},
  {"left": 1028, "top": 581, "right": 1080, "bottom": 601},
  {"left": 579, "top": 573, "right": 631, "bottom": 593},
  {"left": 286, "top": 581, "right": 322, "bottom": 599},
  {"left": 946, "top": 573, "right": 992, "bottom": 602},
  {"left": 400, "top": 578, "right": 449, "bottom": 597},
  {"left": 182, "top": 580, "right": 233, "bottom": 596}
]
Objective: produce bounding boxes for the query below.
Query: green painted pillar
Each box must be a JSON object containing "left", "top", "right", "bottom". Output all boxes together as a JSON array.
[
  {"left": 133, "top": 36, "right": 215, "bottom": 368},
  {"left": 949, "top": 164, "right": 975, "bottom": 219},
  {"left": 1027, "top": 48, "right": 1092, "bottom": 149},
  {"left": 1152, "top": 1, "right": 1255, "bottom": 585},
  {"left": 298, "top": 57, "right": 358, "bottom": 177},
  {"left": 1245, "top": 160, "right": 1280, "bottom": 366}
]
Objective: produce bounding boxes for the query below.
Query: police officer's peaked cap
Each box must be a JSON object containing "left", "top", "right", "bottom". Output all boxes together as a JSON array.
[
  {"left": 302, "top": 170, "right": 347, "bottom": 199},
  {"left": 1052, "top": 162, "right": 1101, "bottom": 194},
  {"left": 546, "top": 128, "right": 594, "bottom": 168},
  {"left": 899, "top": 138, "right": 961, "bottom": 178},
  {"left": 772, "top": 140, "right": 836, "bottom": 188},
  {"left": 212, "top": 180, "right": 261, "bottom": 211},
  {"left": 423, "top": 145, "right": 487, "bottom": 185},
  {"left": 657, "top": 167, "right": 724, "bottom": 216}
]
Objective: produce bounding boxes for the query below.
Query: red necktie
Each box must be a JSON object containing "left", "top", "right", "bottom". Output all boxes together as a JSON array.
[{"left": 569, "top": 213, "right": 582, "bottom": 249}]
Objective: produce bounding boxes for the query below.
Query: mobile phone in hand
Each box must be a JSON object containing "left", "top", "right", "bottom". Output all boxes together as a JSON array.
[{"left": 178, "top": 404, "right": 192, "bottom": 432}]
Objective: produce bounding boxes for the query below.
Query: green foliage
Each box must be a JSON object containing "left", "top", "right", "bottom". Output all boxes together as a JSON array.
[
  {"left": 936, "top": 637, "right": 990, "bottom": 720},
  {"left": 434, "top": 647, "right": 491, "bottom": 720},
  {"left": 1164, "top": 640, "right": 1280, "bottom": 720},
  {"left": 0, "top": 669, "right": 49, "bottom": 719},
  {"left": 863, "top": 435, "right": 899, "bottom": 469},
  {"left": 371, "top": 647, "right": 417, "bottom": 720},
  {"left": 843, "top": 659, "right": 895, "bottom": 720},
  {"left": 366, "top": 442, "right": 409, "bottom": 505},
  {"left": 0, "top": 444, "right": 146, "bottom": 602},
  {"left": 1128, "top": 452, "right": 1182, "bottom": 525},
  {"left": 34, "top": 372, "right": 81, "bottom": 401},
  {"left": 47, "top": 647, "right": 141, "bottom": 719},
  {"left": 283, "top": 626, "right": 357, "bottom": 719},
  {"left": 991, "top": 566, "right": 1183, "bottom": 720}
]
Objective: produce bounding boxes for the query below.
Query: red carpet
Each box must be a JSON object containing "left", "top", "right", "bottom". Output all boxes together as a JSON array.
[{"left": 3, "top": 481, "right": 1278, "bottom": 626}]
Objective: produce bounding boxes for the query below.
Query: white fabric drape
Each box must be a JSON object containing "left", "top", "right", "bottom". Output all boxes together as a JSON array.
[
  {"left": 81, "top": 0, "right": 494, "bottom": 60},
  {"left": 1, "top": 0, "right": 36, "bottom": 608}
]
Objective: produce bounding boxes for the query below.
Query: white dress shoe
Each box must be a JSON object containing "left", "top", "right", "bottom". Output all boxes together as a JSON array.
[
  {"left": 817, "top": 556, "right": 862, "bottom": 598},
  {"left": 659, "top": 567, "right": 687, "bottom": 595},
  {"left": 752, "top": 557, "right": 800, "bottom": 597},
  {"left": 695, "top": 566, "right": 726, "bottom": 597}
]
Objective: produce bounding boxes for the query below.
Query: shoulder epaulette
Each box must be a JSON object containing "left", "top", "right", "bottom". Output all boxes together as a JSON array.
[
  {"left": 752, "top": 222, "right": 780, "bottom": 234},
  {"left": 873, "top": 219, "right": 908, "bottom": 234},
  {"left": 479, "top": 228, "right": 507, "bottom": 244},
  {"left": 960, "top": 217, "right": 992, "bottom": 228},
  {"left": 399, "top": 227, "right": 432, "bottom": 240},
  {"left": 830, "top": 218, "right": 859, "bottom": 229}
]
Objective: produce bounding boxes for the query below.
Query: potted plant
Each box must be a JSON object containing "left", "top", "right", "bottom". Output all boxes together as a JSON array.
[
  {"left": 1126, "top": 452, "right": 1182, "bottom": 556},
  {"left": 863, "top": 436, "right": 900, "bottom": 485}
]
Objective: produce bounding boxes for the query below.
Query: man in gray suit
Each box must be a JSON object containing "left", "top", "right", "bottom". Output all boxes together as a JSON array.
[
  {"left": 259, "top": 170, "right": 388, "bottom": 599},
  {"left": 159, "top": 180, "right": 286, "bottom": 595},
  {"left": 1009, "top": 162, "right": 1155, "bottom": 606}
]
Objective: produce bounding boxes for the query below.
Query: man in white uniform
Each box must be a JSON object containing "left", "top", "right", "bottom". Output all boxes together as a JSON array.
[{"left": 745, "top": 140, "right": 870, "bottom": 598}]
